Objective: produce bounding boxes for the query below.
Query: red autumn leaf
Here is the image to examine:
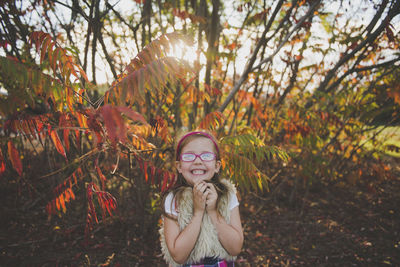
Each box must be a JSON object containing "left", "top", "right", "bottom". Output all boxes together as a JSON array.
[
  {"left": 96, "top": 164, "right": 107, "bottom": 190},
  {"left": 40, "top": 35, "right": 52, "bottom": 64},
  {"left": 0, "top": 40, "right": 9, "bottom": 49},
  {"left": 46, "top": 202, "right": 52, "bottom": 215},
  {"left": 35, "top": 119, "right": 44, "bottom": 138},
  {"left": 150, "top": 166, "right": 156, "bottom": 185},
  {"left": 100, "top": 105, "right": 126, "bottom": 146},
  {"left": 161, "top": 172, "right": 169, "bottom": 192},
  {"left": 0, "top": 149, "right": 6, "bottom": 176},
  {"left": 85, "top": 182, "right": 118, "bottom": 237},
  {"left": 116, "top": 106, "right": 147, "bottom": 125},
  {"left": 87, "top": 183, "right": 99, "bottom": 224},
  {"left": 50, "top": 129, "right": 67, "bottom": 159},
  {"left": 7, "top": 141, "right": 23, "bottom": 176},
  {"left": 72, "top": 172, "right": 78, "bottom": 185}
]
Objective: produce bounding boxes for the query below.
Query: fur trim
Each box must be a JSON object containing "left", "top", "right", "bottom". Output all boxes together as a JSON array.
[{"left": 159, "top": 179, "right": 237, "bottom": 266}]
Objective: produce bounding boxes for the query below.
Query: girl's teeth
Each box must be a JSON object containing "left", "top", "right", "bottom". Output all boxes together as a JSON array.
[{"left": 192, "top": 170, "right": 205, "bottom": 175}]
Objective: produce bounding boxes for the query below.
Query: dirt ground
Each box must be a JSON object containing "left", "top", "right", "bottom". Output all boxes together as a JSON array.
[{"left": 1, "top": 164, "right": 399, "bottom": 266}]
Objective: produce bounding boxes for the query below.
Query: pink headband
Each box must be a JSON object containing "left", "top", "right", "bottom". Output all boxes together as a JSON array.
[{"left": 176, "top": 131, "right": 220, "bottom": 160}]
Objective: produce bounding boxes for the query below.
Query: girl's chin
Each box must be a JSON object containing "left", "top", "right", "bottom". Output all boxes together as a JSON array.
[{"left": 188, "top": 176, "right": 212, "bottom": 184}]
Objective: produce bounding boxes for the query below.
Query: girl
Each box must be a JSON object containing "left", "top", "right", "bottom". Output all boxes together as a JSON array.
[{"left": 160, "top": 131, "right": 244, "bottom": 267}]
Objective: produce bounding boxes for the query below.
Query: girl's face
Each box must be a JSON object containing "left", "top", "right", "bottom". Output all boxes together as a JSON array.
[{"left": 176, "top": 137, "right": 221, "bottom": 186}]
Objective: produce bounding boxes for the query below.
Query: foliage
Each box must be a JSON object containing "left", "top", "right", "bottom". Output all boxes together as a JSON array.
[{"left": 0, "top": 0, "right": 400, "bottom": 262}]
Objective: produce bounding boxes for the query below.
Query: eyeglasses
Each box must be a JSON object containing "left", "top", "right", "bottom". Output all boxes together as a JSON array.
[{"left": 180, "top": 152, "right": 217, "bottom": 162}]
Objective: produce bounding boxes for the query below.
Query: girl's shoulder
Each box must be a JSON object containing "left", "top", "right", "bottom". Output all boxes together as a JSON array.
[
  {"left": 164, "top": 191, "right": 178, "bottom": 217},
  {"left": 220, "top": 178, "right": 240, "bottom": 210}
]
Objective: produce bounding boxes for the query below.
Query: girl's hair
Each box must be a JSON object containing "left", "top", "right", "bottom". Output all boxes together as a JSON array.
[{"left": 161, "top": 130, "right": 227, "bottom": 219}]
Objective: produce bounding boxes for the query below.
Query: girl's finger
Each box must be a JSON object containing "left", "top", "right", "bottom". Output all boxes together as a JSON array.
[
  {"left": 196, "top": 184, "right": 205, "bottom": 193},
  {"left": 195, "top": 181, "right": 206, "bottom": 191},
  {"left": 206, "top": 183, "right": 217, "bottom": 193},
  {"left": 202, "top": 190, "right": 210, "bottom": 200},
  {"left": 194, "top": 182, "right": 203, "bottom": 191}
]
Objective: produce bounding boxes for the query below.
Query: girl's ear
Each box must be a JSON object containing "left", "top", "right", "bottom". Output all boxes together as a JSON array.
[
  {"left": 215, "top": 160, "right": 221, "bottom": 173},
  {"left": 176, "top": 161, "right": 182, "bottom": 173}
]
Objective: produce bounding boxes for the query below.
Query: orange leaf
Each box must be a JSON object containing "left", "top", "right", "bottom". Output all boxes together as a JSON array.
[
  {"left": 7, "top": 141, "right": 22, "bottom": 176},
  {"left": 40, "top": 35, "right": 52, "bottom": 64},
  {"left": 74, "top": 130, "right": 81, "bottom": 148},
  {"left": 59, "top": 194, "right": 66, "bottom": 213},
  {"left": 77, "top": 88, "right": 85, "bottom": 104},
  {"left": 69, "top": 188, "right": 75, "bottom": 200},
  {"left": 50, "top": 130, "right": 67, "bottom": 159},
  {"left": 51, "top": 47, "right": 62, "bottom": 73},
  {"left": 143, "top": 161, "right": 148, "bottom": 182},
  {"left": 64, "top": 189, "right": 70, "bottom": 202},
  {"left": 56, "top": 197, "right": 60, "bottom": 211},
  {"left": 199, "top": 111, "right": 224, "bottom": 130},
  {"left": 66, "top": 87, "right": 74, "bottom": 112},
  {"left": 63, "top": 129, "right": 70, "bottom": 152}
]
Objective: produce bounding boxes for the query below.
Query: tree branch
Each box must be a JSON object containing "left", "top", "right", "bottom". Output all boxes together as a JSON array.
[
  {"left": 305, "top": 0, "right": 400, "bottom": 108},
  {"left": 218, "top": 0, "right": 319, "bottom": 113}
]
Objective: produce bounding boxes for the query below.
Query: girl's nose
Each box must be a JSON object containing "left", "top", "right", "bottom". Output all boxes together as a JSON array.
[{"left": 193, "top": 156, "right": 203, "bottom": 163}]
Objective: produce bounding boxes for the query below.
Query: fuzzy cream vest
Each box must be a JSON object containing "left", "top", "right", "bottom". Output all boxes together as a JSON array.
[{"left": 159, "top": 179, "right": 237, "bottom": 266}]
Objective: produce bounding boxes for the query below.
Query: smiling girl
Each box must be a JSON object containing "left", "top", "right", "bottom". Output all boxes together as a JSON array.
[{"left": 159, "top": 131, "right": 244, "bottom": 267}]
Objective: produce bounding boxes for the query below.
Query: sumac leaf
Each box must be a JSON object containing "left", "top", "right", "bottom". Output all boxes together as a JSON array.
[
  {"left": 116, "top": 106, "right": 147, "bottom": 124},
  {"left": 50, "top": 129, "right": 67, "bottom": 159},
  {"left": 100, "top": 105, "right": 126, "bottom": 146},
  {"left": 0, "top": 149, "right": 6, "bottom": 176},
  {"left": 7, "top": 141, "right": 23, "bottom": 176}
]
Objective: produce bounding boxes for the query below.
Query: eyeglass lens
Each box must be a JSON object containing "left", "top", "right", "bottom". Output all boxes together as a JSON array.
[{"left": 181, "top": 152, "right": 216, "bottom": 161}]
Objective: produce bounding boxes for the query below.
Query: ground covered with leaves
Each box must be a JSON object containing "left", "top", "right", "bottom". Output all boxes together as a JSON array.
[{"left": 1, "top": 160, "right": 399, "bottom": 266}]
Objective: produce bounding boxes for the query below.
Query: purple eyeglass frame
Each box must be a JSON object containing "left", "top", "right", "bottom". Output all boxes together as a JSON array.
[
  {"left": 180, "top": 152, "right": 217, "bottom": 162},
  {"left": 176, "top": 131, "right": 220, "bottom": 160}
]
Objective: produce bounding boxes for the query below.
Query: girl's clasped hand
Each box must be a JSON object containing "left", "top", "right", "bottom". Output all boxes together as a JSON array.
[{"left": 193, "top": 181, "right": 218, "bottom": 213}]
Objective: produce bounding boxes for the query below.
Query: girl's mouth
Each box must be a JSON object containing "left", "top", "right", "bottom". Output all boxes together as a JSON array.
[{"left": 191, "top": 169, "right": 206, "bottom": 175}]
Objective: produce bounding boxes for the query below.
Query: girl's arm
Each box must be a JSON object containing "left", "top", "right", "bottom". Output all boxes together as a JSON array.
[
  {"left": 163, "top": 182, "right": 209, "bottom": 264},
  {"left": 208, "top": 206, "right": 244, "bottom": 256},
  {"left": 163, "top": 212, "right": 203, "bottom": 264},
  {"left": 206, "top": 184, "right": 244, "bottom": 256}
]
